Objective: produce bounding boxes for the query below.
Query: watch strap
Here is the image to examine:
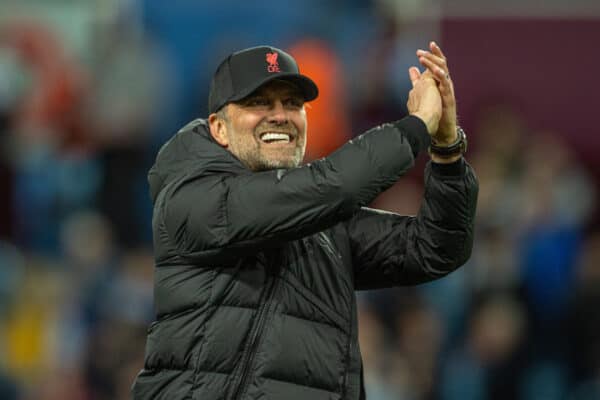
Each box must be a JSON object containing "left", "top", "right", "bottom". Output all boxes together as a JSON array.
[{"left": 429, "top": 126, "right": 467, "bottom": 157}]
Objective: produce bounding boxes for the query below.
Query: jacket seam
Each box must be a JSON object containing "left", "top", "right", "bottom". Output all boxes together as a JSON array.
[
  {"left": 281, "top": 309, "right": 346, "bottom": 332},
  {"left": 260, "top": 374, "right": 341, "bottom": 394},
  {"left": 279, "top": 274, "right": 348, "bottom": 331}
]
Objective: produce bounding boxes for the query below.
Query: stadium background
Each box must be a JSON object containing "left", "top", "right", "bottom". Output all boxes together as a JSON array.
[{"left": 0, "top": 0, "right": 599, "bottom": 398}]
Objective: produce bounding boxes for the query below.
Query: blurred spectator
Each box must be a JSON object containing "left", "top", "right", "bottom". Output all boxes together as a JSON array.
[
  {"left": 0, "top": 372, "right": 19, "bottom": 400},
  {"left": 349, "top": 17, "right": 401, "bottom": 136},
  {"left": 57, "top": 211, "right": 151, "bottom": 399},
  {"left": 83, "top": 318, "right": 146, "bottom": 400},
  {"left": 470, "top": 100, "right": 528, "bottom": 231},
  {"left": 23, "top": 367, "right": 88, "bottom": 400},
  {"left": 0, "top": 45, "right": 23, "bottom": 239},
  {"left": 56, "top": 210, "right": 119, "bottom": 365},
  {"left": 3, "top": 256, "right": 62, "bottom": 386},
  {"left": 1, "top": 21, "right": 89, "bottom": 150},
  {"left": 0, "top": 241, "right": 24, "bottom": 400},
  {"left": 390, "top": 297, "right": 444, "bottom": 400},
  {"left": 0, "top": 241, "right": 24, "bottom": 314},
  {"left": 358, "top": 301, "right": 397, "bottom": 400},
  {"left": 1, "top": 22, "right": 97, "bottom": 254},
  {"left": 517, "top": 131, "right": 594, "bottom": 356},
  {"left": 568, "top": 232, "right": 600, "bottom": 383},
  {"left": 85, "top": 18, "right": 170, "bottom": 249},
  {"left": 439, "top": 294, "right": 527, "bottom": 400}
]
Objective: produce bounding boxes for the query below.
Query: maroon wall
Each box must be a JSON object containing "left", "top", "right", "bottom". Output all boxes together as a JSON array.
[{"left": 442, "top": 19, "right": 600, "bottom": 175}]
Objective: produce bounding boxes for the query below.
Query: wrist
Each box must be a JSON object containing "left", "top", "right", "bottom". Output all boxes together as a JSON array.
[
  {"left": 432, "top": 125, "right": 458, "bottom": 146},
  {"left": 410, "top": 111, "right": 438, "bottom": 135},
  {"left": 429, "top": 126, "right": 467, "bottom": 159}
]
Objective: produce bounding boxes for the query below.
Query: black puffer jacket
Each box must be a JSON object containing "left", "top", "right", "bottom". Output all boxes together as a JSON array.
[{"left": 132, "top": 116, "right": 478, "bottom": 400}]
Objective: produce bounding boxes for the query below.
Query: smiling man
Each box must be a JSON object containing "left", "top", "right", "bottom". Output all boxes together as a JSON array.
[
  {"left": 209, "top": 79, "right": 307, "bottom": 171},
  {"left": 132, "top": 45, "right": 478, "bottom": 400}
]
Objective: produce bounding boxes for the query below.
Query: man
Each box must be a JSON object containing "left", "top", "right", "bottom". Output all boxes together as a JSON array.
[{"left": 132, "top": 43, "right": 477, "bottom": 399}]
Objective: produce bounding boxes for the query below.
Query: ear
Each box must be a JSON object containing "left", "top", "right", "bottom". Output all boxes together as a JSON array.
[{"left": 208, "top": 112, "right": 229, "bottom": 147}]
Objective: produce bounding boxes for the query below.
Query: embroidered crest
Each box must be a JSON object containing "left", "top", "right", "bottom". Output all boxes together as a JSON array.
[{"left": 266, "top": 52, "right": 281, "bottom": 73}]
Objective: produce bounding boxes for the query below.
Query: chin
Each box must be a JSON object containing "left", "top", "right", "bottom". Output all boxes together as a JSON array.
[{"left": 253, "top": 157, "right": 302, "bottom": 172}]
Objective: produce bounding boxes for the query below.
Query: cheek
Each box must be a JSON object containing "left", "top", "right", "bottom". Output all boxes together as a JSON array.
[
  {"left": 228, "top": 107, "right": 261, "bottom": 133},
  {"left": 232, "top": 132, "right": 259, "bottom": 154},
  {"left": 294, "top": 112, "right": 308, "bottom": 141},
  {"left": 228, "top": 117, "right": 260, "bottom": 145}
]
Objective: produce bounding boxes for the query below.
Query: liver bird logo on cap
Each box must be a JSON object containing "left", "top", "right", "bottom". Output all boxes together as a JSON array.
[{"left": 266, "top": 52, "right": 281, "bottom": 73}]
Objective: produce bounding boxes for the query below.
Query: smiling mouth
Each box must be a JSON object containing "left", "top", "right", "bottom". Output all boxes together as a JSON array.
[{"left": 259, "top": 132, "right": 293, "bottom": 143}]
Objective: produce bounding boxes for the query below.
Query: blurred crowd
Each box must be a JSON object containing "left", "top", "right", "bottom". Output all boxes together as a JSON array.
[{"left": 0, "top": 1, "right": 599, "bottom": 399}]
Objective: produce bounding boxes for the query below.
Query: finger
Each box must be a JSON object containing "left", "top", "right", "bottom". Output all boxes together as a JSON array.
[
  {"left": 408, "top": 66, "right": 421, "bottom": 87},
  {"left": 438, "top": 82, "right": 456, "bottom": 105},
  {"left": 418, "top": 57, "right": 449, "bottom": 83},
  {"left": 429, "top": 41, "right": 446, "bottom": 60},
  {"left": 417, "top": 50, "right": 448, "bottom": 72},
  {"left": 433, "top": 72, "right": 456, "bottom": 108},
  {"left": 419, "top": 59, "right": 455, "bottom": 106}
]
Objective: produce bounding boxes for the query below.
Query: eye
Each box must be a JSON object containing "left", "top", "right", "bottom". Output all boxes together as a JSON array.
[
  {"left": 246, "top": 97, "right": 269, "bottom": 107},
  {"left": 284, "top": 97, "right": 304, "bottom": 109}
]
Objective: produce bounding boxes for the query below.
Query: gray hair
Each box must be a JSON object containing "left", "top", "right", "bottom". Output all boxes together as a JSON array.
[{"left": 216, "top": 106, "right": 229, "bottom": 122}]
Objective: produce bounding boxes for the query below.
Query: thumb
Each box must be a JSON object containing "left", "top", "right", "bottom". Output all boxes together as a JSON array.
[{"left": 408, "top": 67, "right": 421, "bottom": 87}]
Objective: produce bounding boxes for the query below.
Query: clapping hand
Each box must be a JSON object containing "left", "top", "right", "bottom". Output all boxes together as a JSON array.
[{"left": 416, "top": 41, "right": 458, "bottom": 146}]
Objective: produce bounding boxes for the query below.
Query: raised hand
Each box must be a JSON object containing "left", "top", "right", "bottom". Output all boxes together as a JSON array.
[
  {"left": 407, "top": 66, "right": 442, "bottom": 135},
  {"left": 416, "top": 42, "right": 458, "bottom": 145}
]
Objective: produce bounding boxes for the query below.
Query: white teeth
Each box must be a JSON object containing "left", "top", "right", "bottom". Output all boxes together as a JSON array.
[{"left": 260, "top": 132, "right": 291, "bottom": 143}]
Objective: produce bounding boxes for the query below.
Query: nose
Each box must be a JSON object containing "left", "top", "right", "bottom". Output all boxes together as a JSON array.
[{"left": 266, "top": 100, "right": 288, "bottom": 125}]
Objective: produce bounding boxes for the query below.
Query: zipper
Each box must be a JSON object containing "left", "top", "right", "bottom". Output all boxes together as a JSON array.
[
  {"left": 341, "top": 298, "right": 357, "bottom": 399},
  {"left": 231, "top": 258, "right": 281, "bottom": 400},
  {"left": 340, "top": 338, "right": 353, "bottom": 399}
]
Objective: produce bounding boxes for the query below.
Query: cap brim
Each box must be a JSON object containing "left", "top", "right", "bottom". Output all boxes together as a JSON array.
[{"left": 228, "top": 72, "right": 319, "bottom": 105}]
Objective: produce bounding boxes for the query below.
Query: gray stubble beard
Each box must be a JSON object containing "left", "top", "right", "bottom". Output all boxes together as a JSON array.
[{"left": 242, "top": 144, "right": 304, "bottom": 172}]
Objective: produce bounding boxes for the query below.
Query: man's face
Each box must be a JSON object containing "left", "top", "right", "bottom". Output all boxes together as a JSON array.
[{"left": 211, "top": 80, "right": 307, "bottom": 171}]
